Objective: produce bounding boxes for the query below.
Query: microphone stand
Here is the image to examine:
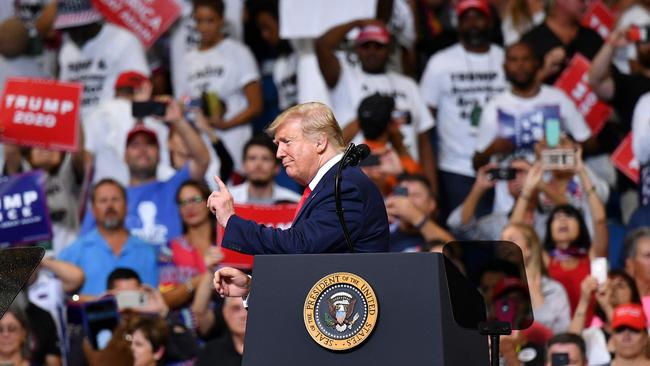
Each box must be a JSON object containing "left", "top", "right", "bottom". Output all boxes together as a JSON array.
[{"left": 335, "top": 144, "right": 356, "bottom": 253}]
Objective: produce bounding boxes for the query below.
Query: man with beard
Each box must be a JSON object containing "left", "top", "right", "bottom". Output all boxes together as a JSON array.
[
  {"left": 59, "top": 179, "right": 158, "bottom": 296},
  {"left": 229, "top": 135, "right": 301, "bottom": 204},
  {"left": 474, "top": 41, "right": 591, "bottom": 167},
  {"left": 315, "top": 20, "right": 438, "bottom": 195},
  {"left": 419, "top": 0, "right": 507, "bottom": 219},
  {"left": 80, "top": 99, "right": 210, "bottom": 247}
]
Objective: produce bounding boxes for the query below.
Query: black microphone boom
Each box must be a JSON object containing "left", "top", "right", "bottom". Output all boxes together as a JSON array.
[
  {"left": 335, "top": 143, "right": 371, "bottom": 253},
  {"left": 342, "top": 144, "right": 371, "bottom": 167}
]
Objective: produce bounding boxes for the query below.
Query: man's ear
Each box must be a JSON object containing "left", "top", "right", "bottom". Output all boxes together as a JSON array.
[{"left": 314, "top": 133, "right": 328, "bottom": 154}]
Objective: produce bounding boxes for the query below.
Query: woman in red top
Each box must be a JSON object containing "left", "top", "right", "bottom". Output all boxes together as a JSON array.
[{"left": 159, "top": 180, "right": 222, "bottom": 334}]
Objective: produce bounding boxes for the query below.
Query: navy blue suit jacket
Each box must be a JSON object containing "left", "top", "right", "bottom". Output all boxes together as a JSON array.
[{"left": 222, "top": 162, "right": 389, "bottom": 254}]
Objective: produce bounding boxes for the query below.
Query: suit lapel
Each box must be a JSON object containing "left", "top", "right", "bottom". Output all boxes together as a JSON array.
[{"left": 292, "top": 162, "right": 339, "bottom": 225}]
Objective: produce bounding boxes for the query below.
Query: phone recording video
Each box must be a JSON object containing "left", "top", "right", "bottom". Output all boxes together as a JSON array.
[
  {"left": 487, "top": 167, "right": 516, "bottom": 181},
  {"left": 627, "top": 25, "right": 650, "bottom": 43},
  {"left": 82, "top": 298, "right": 120, "bottom": 350},
  {"left": 541, "top": 149, "right": 576, "bottom": 170},
  {"left": 393, "top": 186, "right": 408, "bottom": 197},
  {"left": 132, "top": 101, "right": 167, "bottom": 119},
  {"left": 115, "top": 290, "right": 148, "bottom": 310},
  {"left": 551, "top": 352, "right": 570, "bottom": 366}
]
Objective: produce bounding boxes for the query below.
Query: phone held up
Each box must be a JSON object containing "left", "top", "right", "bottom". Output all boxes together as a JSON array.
[{"left": 132, "top": 101, "right": 167, "bottom": 119}]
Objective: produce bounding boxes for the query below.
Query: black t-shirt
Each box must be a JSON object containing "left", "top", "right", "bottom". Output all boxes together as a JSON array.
[
  {"left": 195, "top": 334, "right": 242, "bottom": 366},
  {"left": 26, "top": 302, "right": 61, "bottom": 365},
  {"left": 611, "top": 66, "right": 650, "bottom": 131},
  {"left": 521, "top": 22, "right": 604, "bottom": 84}
]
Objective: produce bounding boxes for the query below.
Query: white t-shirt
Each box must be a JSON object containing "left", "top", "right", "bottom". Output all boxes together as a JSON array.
[
  {"left": 230, "top": 181, "right": 301, "bottom": 204},
  {"left": 420, "top": 43, "right": 507, "bottom": 177},
  {"left": 83, "top": 98, "right": 172, "bottom": 185},
  {"left": 614, "top": 4, "right": 650, "bottom": 74},
  {"left": 58, "top": 23, "right": 149, "bottom": 118},
  {"left": 180, "top": 38, "right": 260, "bottom": 171},
  {"left": 330, "top": 56, "right": 435, "bottom": 160},
  {"left": 476, "top": 85, "right": 592, "bottom": 157},
  {"left": 273, "top": 53, "right": 299, "bottom": 111},
  {"left": 633, "top": 92, "right": 650, "bottom": 165}
]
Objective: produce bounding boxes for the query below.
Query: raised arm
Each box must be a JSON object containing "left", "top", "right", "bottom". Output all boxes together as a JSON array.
[{"left": 588, "top": 29, "right": 628, "bottom": 101}]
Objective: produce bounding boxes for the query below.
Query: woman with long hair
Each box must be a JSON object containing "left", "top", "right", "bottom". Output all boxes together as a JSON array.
[
  {"left": 501, "top": 222, "right": 571, "bottom": 333},
  {"left": 159, "top": 180, "right": 222, "bottom": 332}
]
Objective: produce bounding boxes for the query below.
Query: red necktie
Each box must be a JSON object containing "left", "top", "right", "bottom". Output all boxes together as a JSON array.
[{"left": 293, "top": 187, "right": 312, "bottom": 221}]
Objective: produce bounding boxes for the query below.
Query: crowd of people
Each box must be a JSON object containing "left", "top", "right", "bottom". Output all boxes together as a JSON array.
[{"left": 1, "top": 0, "right": 650, "bottom": 364}]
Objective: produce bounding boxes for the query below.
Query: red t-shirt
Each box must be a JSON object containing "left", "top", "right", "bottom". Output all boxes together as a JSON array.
[{"left": 548, "top": 256, "right": 593, "bottom": 322}]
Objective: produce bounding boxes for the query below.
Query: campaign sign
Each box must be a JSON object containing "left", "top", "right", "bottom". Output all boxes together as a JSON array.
[
  {"left": 555, "top": 55, "right": 612, "bottom": 135},
  {"left": 0, "top": 78, "right": 82, "bottom": 152},
  {"left": 581, "top": 1, "right": 615, "bottom": 39},
  {"left": 216, "top": 203, "right": 297, "bottom": 269},
  {"left": 611, "top": 133, "right": 639, "bottom": 183},
  {"left": 92, "top": 0, "right": 181, "bottom": 48},
  {"left": 0, "top": 171, "right": 52, "bottom": 247}
]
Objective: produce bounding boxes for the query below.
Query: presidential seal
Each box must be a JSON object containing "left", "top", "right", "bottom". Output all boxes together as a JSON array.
[{"left": 303, "top": 272, "right": 378, "bottom": 351}]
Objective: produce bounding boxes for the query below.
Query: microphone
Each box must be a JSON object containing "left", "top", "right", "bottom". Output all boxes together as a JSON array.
[
  {"left": 335, "top": 143, "right": 371, "bottom": 253},
  {"left": 342, "top": 144, "right": 370, "bottom": 167}
]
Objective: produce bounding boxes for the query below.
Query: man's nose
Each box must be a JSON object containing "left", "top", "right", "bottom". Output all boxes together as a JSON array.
[{"left": 276, "top": 145, "right": 285, "bottom": 159}]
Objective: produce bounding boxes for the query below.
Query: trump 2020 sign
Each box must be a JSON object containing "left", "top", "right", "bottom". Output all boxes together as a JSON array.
[{"left": 0, "top": 78, "right": 83, "bottom": 152}]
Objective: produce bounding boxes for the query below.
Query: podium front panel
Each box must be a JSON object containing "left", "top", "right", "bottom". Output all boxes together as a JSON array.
[{"left": 241, "top": 253, "right": 488, "bottom": 366}]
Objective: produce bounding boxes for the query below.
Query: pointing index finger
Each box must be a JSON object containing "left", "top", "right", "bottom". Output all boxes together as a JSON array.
[{"left": 213, "top": 175, "right": 228, "bottom": 191}]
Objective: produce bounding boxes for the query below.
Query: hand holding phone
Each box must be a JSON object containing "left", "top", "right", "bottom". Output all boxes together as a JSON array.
[
  {"left": 591, "top": 257, "right": 608, "bottom": 285},
  {"left": 132, "top": 101, "right": 167, "bottom": 119},
  {"left": 551, "top": 352, "right": 569, "bottom": 366}
]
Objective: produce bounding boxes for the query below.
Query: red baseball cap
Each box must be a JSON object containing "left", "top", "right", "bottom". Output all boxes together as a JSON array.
[
  {"left": 126, "top": 124, "right": 159, "bottom": 147},
  {"left": 492, "top": 277, "right": 527, "bottom": 300},
  {"left": 456, "top": 0, "right": 491, "bottom": 18},
  {"left": 612, "top": 304, "right": 648, "bottom": 331},
  {"left": 356, "top": 24, "right": 391, "bottom": 45},
  {"left": 115, "top": 71, "right": 148, "bottom": 90}
]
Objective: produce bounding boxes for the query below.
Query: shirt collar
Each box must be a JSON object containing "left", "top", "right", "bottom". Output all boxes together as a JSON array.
[{"left": 308, "top": 153, "right": 343, "bottom": 191}]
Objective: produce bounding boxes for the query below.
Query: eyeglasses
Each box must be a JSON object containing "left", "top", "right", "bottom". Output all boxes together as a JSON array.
[
  {"left": 0, "top": 325, "right": 19, "bottom": 334},
  {"left": 178, "top": 195, "right": 204, "bottom": 207}
]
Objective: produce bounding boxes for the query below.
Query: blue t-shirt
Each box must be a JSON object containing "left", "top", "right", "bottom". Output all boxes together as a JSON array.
[
  {"left": 81, "top": 166, "right": 191, "bottom": 246},
  {"left": 58, "top": 229, "right": 159, "bottom": 295}
]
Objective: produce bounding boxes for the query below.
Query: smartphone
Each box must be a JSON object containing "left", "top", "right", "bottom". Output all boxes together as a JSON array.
[
  {"left": 132, "top": 101, "right": 167, "bottom": 118},
  {"left": 359, "top": 154, "right": 381, "bottom": 167},
  {"left": 202, "top": 91, "right": 223, "bottom": 117},
  {"left": 591, "top": 257, "right": 608, "bottom": 285},
  {"left": 391, "top": 110, "right": 412, "bottom": 125},
  {"left": 545, "top": 118, "right": 561, "bottom": 148},
  {"left": 487, "top": 167, "right": 516, "bottom": 181},
  {"left": 551, "top": 352, "right": 570, "bottom": 366},
  {"left": 393, "top": 186, "right": 408, "bottom": 196},
  {"left": 115, "top": 290, "right": 148, "bottom": 310},
  {"left": 82, "top": 297, "right": 120, "bottom": 350},
  {"left": 627, "top": 25, "right": 650, "bottom": 42},
  {"left": 541, "top": 149, "right": 576, "bottom": 170}
]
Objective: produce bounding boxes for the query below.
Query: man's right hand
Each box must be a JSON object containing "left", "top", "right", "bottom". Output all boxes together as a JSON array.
[{"left": 213, "top": 267, "right": 251, "bottom": 298}]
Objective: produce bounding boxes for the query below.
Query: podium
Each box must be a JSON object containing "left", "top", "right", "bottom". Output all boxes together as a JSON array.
[{"left": 242, "top": 252, "right": 489, "bottom": 366}]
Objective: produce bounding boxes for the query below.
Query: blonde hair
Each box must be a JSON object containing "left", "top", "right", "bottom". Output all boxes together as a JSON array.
[
  {"left": 504, "top": 223, "right": 548, "bottom": 276},
  {"left": 265, "top": 102, "right": 345, "bottom": 151}
]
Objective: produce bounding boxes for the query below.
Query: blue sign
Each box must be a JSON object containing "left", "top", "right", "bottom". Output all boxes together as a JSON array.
[
  {"left": 0, "top": 171, "right": 51, "bottom": 246},
  {"left": 497, "top": 105, "right": 561, "bottom": 150}
]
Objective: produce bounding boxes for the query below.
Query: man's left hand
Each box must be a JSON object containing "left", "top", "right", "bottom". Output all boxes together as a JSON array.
[{"left": 207, "top": 175, "right": 235, "bottom": 227}]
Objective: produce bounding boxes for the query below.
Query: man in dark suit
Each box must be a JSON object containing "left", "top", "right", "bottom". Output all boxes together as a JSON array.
[{"left": 207, "top": 102, "right": 389, "bottom": 254}]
